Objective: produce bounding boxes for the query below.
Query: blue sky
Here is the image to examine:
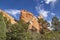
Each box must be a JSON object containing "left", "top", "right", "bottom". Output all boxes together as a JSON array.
[{"left": 0, "top": 0, "right": 60, "bottom": 21}]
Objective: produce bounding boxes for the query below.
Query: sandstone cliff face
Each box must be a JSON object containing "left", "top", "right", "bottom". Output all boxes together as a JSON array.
[
  {"left": 20, "top": 10, "right": 33, "bottom": 23},
  {"left": 20, "top": 10, "right": 43, "bottom": 33},
  {"left": 0, "top": 9, "right": 17, "bottom": 24},
  {"left": 28, "top": 16, "right": 42, "bottom": 32}
]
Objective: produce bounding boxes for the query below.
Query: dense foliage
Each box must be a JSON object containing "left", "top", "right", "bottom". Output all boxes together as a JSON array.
[
  {"left": 0, "top": 12, "right": 7, "bottom": 40},
  {"left": 0, "top": 12, "right": 60, "bottom": 40}
]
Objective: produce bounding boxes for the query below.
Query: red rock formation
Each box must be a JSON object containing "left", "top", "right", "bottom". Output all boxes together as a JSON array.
[
  {"left": 28, "top": 16, "right": 42, "bottom": 33},
  {"left": 20, "top": 10, "right": 33, "bottom": 23},
  {"left": 20, "top": 10, "right": 42, "bottom": 33},
  {"left": 0, "top": 9, "right": 50, "bottom": 33}
]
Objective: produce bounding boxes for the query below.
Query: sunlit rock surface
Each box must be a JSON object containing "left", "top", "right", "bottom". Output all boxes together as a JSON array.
[{"left": 20, "top": 10, "right": 43, "bottom": 32}]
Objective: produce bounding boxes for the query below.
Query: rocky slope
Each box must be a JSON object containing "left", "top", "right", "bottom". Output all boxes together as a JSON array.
[
  {"left": 0, "top": 9, "right": 50, "bottom": 33},
  {"left": 20, "top": 10, "right": 43, "bottom": 33},
  {"left": 0, "top": 9, "right": 17, "bottom": 24}
]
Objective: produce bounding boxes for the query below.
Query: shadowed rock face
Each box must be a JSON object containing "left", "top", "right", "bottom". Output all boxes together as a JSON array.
[
  {"left": 20, "top": 10, "right": 43, "bottom": 33},
  {"left": 28, "top": 16, "right": 42, "bottom": 33},
  {"left": 0, "top": 9, "right": 17, "bottom": 24}
]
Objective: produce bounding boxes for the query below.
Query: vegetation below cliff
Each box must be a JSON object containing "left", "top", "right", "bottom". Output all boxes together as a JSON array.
[{"left": 0, "top": 12, "right": 60, "bottom": 40}]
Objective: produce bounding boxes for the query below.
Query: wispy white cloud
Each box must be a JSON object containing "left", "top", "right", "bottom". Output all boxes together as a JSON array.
[
  {"left": 44, "top": 0, "right": 57, "bottom": 8},
  {"left": 35, "top": 4, "right": 56, "bottom": 18},
  {"left": 51, "top": 13, "right": 55, "bottom": 16},
  {"left": 44, "top": 0, "right": 56, "bottom": 4},
  {"left": 35, "top": 5, "right": 49, "bottom": 18},
  {"left": 4, "top": 9, "right": 20, "bottom": 16},
  {"left": 35, "top": 5, "right": 41, "bottom": 13},
  {"left": 35, "top": 0, "right": 50, "bottom": 18},
  {"left": 39, "top": 9, "right": 49, "bottom": 18}
]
